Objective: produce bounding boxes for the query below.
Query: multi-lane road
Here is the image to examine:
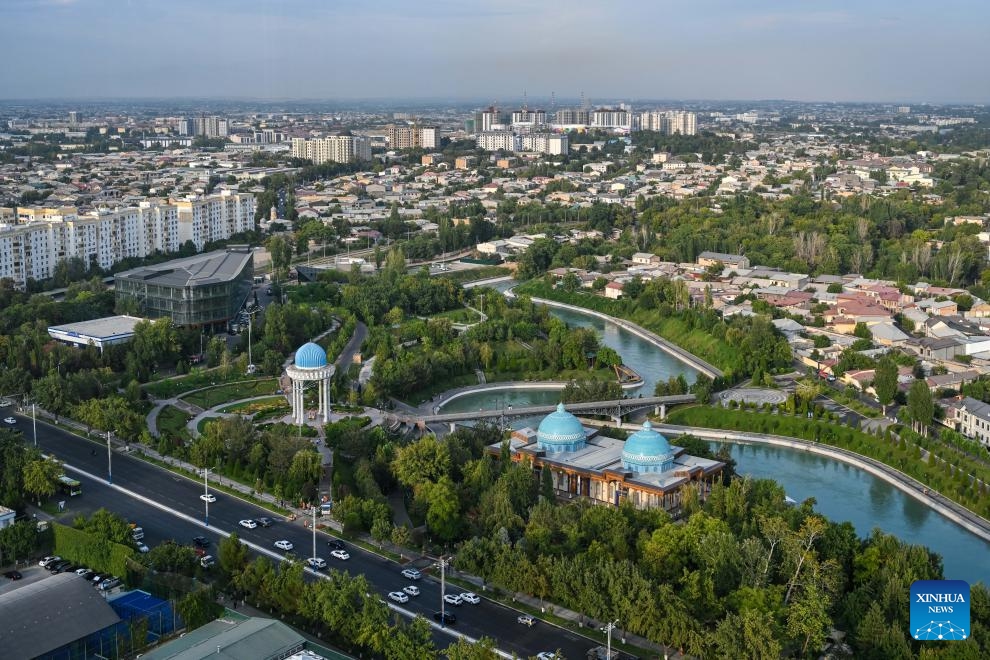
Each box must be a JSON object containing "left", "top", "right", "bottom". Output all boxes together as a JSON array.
[{"left": 14, "top": 412, "right": 604, "bottom": 659}]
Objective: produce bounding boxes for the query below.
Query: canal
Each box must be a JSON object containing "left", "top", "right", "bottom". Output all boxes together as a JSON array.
[{"left": 447, "top": 283, "right": 990, "bottom": 584}]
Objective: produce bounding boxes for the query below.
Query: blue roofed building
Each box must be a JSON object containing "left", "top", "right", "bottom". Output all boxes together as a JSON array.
[{"left": 492, "top": 404, "right": 724, "bottom": 513}]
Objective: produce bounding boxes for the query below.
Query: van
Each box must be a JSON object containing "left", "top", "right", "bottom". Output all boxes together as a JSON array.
[{"left": 200, "top": 555, "right": 215, "bottom": 568}]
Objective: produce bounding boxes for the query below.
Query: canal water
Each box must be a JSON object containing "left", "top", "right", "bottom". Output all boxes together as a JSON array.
[{"left": 448, "top": 283, "right": 990, "bottom": 584}]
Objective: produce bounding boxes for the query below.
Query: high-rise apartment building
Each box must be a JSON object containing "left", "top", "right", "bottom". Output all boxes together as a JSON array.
[
  {"left": 192, "top": 116, "right": 229, "bottom": 138},
  {"left": 553, "top": 108, "right": 591, "bottom": 126},
  {"left": 591, "top": 108, "right": 633, "bottom": 131},
  {"left": 474, "top": 107, "right": 507, "bottom": 133},
  {"left": 385, "top": 125, "right": 439, "bottom": 150},
  {"left": 519, "top": 133, "right": 569, "bottom": 155},
  {"left": 639, "top": 110, "right": 697, "bottom": 135},
  {"left": 0, "top": 191, "right": 254, "bottom": 289},
  {"left": 511, "top": 109, "right": 547, "bottom": 126},
  {"left": 475, "top": 131, "right": 519, "bottom": 152},
  {"left": 290, "top": 135, "right": 372, "bottom": 164}
]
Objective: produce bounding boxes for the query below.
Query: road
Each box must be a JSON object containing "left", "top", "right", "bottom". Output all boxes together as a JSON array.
[{"left": 22, "top": 414, "right": 598, "bottom": 660}]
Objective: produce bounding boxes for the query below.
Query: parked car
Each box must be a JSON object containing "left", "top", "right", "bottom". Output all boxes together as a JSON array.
[
  {"left": 3, "top": 570, "right": 22, "bottom": 580},
  {"left": 274, "top": 540, "right": 294, "bottom": 551},
  {"left": 239, "top": 519, "right": 257, "bottom": 529},
  {"left": 461, "top": 592, "right": 480, "bottom": 604},
  {"left": 306, "top": 557, "right": 327, "bottom": 570},
  {"left": 199, "top": 555, "right": 216, "bottom": 568},
  {"left": 257, "top": 517, "right": 273, "bottom": 527},
  {"left": 401, "top": 568, "right": 421, "bottom": 580},
  {"left": 433, "top": 610, "right": 456, "bottom": 625},
  {"left": 192, "top": 536, "right": 210, "bottom": 548},
  {"left": 402, "top": 585, "right": 420, "bottom": 597},
  {"left": 388, "top": 591, "right": 409, "bottom": 603},
  {"left": 518, "top": 614, "right": 536, "bottom": 627},
  {"left": 39, "top": 556, "right": 60, "bottom": 569},
  {"left": 79, "top": 570, "right": 95, "bottom": 580},
  {"left": 443, "top": 594, "right": 463, "bottom": 606},
  {"left": 330, "top": 549, "right": 350, "bottom": 560},
  {"left": 75, "top": 567, "right": 90, "bottom": 576},
  {"left": 537, "top": 653, "right": 564, "bottom": 660},
  {"left": 136, "top": 543, "right": 150, "bottom": 554},
  {"left": 49, "top": 560, "right": 71, "bottom": 573},
  {"left": 99, "top": 577, "right": 121, "bottom": 591}
]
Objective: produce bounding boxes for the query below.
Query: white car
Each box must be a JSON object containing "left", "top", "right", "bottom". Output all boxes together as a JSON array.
[
  {"left": 136, "top": 543, "right": 150, "bottom": 554},
  {"left": 238, "top": 519, "right": 257, "bottom": 529},
  {"left": 537, "top": 653, "right": 563, "bottom": 660},
  {"left": 274, "top": 540, "right": 294, "bottom": 551},
  {"left": 3, "top": 417, "right": 15, "bottom": 425},
  {"left": 461, "top": 592, "right": 480, "bottom": 604},
  {"left": 443, "top": 594, "right": 463, "bottom": 606},
  {"left": 402, "top": 585, "right": 420, "bottom": 597},
  {"left": 75, "top": 567, "right": 90, "bottom": 576},
  {"left": 39, "top": 556, "right": 59, "bottom": 568},
  {"left": 330, "top": 549, "right": 350, "bottom": 560},
  {"left": 518, "top": 614, "right": 535, "bottom": 627},
  {"left": 306, "top": 557, "right": 327, "bottom": 569},
  {"left": 401, "top": 568, "right": 421, "bottom": 580},
  {"left": 388, "top": 591, "right": 409, "bottom": 603},
  {"left": 199, "top": 493, "right": 216, "bottom": 503}
]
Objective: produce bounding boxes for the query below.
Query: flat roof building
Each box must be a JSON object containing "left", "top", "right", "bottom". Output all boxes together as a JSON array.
[
  {"left": 115, "top": 248, "right": 254, "bottom": 327},
  {"left": 140, "top": 615, "right": 312, "bottom": 660},
  {"left": 48, "top": 314, "right": 145, "bottom": 352}
]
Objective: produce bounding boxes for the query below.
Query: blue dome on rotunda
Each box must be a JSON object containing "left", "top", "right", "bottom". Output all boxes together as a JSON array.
[
  {"left": 294, "top": 342, "right": 328, "bottom": 369},
  {"left": 621, "top": 420, "right": 674, "bottom": 473},
  {"left": 537, "top": 403, "right": 587, "bottom": 453}
]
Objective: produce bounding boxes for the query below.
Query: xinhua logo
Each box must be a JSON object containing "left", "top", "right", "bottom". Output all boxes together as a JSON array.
[{"left": 911, "top": 580, "right": 970, "bottom": 641}]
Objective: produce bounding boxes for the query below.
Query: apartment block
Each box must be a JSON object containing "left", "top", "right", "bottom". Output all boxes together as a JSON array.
[
  {"left": 519, "top": 133, "right": 569, "bottom": 155},
  {"left": 638, "top": 110, "right": 697, "bottom": 135},
  {"left": 476, "top": 131, "right": 519, "bottom": 152},
  {"left": 291, "top": 135, "right": 372, "bottom": 164},
  {"left": 386, "top": 125, "right": 438, "bottom": 150},
  {"left": 0, "top": 191, "right": 254, "bottom": 289}
]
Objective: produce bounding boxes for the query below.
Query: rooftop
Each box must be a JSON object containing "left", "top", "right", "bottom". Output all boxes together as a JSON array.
[
  {"left": 48, "top": 314, "right": 144, "bottom": 340},
  {"left": 0, "top": 572, "right": 121, "bottom": 659},
  {"left": 141, "top": 616, "right": 307, "bottom": 660},
  {"left": 116, "top": 248, "right": 253, "bottom": 288}
]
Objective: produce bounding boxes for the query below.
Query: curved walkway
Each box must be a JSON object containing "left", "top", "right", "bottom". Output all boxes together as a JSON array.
[
  {"left": 647, "top": 422, "right": 990, "bottom": 543},
  {"left": 147, "top": 378, "right": 271, "bottom": 438},
  {"left": 186, "top": 394, "right": 289, "bottom": 437},
  {"left": 519, "top": 295, "right": 723, "bottom": 379}
]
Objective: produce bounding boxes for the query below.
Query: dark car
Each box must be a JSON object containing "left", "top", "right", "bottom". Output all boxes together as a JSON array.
[
  {"left": 327, "top": 539, "right": 345, "bottom": 551},
  {"left": 49, "top": 560, "right": 71, "bottom": 573},
  {"left": 192, "top": 536, "right": 210, "bottom": 548},
  {"left": 433, "top": 610, "right": 456, "bottom": 625},
  {"left": 257, "top": 517, "right": 273, "bottom": 528},
  {"left": 3, "top": 570, "right": 22, "bottom": 580},
  {"left": 79, "top": 569, "right": 95, "bottom": 580}
]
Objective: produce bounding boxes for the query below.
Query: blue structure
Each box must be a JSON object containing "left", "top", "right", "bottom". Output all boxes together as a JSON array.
[
  {"left": 621, "top": 420, "right": 674, "bottom": 472},
  {"left": 537, "top": 403, "right": 587, "bottom": 453},
  {"left": 293, "top": 341, "right": 328, "bottom": 369}
]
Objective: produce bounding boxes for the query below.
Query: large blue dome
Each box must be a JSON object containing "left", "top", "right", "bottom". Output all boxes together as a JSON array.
[
  {"left": 622, "top": 420, "right": 674, "bottom": 473},
  {"left": 537, "top": 403, "right": 586, "bottom": 453},
  {"left": 294, "top": 342, "right": 328, "bottom": 369}
]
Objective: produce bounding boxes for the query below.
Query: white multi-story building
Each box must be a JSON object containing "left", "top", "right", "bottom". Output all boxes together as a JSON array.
[
  {"left": 519, "top": 133, "right": 569, "bottom": 155},
  {"left": 386, "top": 125, "right": 438, "bottom": 150},
  {"left": 476, "top": 131, "right": 519, "bottom": 152},
  {"left": 638, "top": 110, "right": 697, "bottom": 135},
  {"left": 193, "top": 116, "right": 229, "bottom": 138},
  {"left": 511, "top": 109, "right": 548, "bottom": 127},
  {"left": 591, "top": 108, "right": 634, "bottom": 131},
  {"left": 291, "top": 135, "right": 372, "bottom": 164},
  {"left": 0, "top": 191, "right": 254, "bottom": 289}
]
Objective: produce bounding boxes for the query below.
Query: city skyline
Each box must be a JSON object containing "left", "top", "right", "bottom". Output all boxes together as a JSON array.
[{"left": 1, "top": 0, "right": 988, "bottom": 104}]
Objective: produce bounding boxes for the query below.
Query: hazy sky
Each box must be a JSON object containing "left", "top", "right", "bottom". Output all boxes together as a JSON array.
[{"left": 2, "top": 0, "right": 988, "bottom": 103}]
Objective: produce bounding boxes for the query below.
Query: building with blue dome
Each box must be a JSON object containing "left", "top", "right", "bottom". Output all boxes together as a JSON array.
[
  {"left": 284, "top": 341, "right": 335, "bottom": 424},
  {"left": 492, "top": 404, "right": 724, "bottom": 513},
  {"left": 537, "top": 403, "right": 589, "bottom": 453}
]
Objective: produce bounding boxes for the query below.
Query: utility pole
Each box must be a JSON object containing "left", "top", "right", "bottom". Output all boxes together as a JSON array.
[
  {"left": 204, "top": 468, "right": 210, "bottom": 527},
  {"left": 32, "top": 403, "right": 37, "bottom": 447},
  {"left": 437, "top": 556, "right": 450, "bottom": 624},
  {"left": 106, "top": 430, "right": 113, "bottom": 485},
  {"left": 311, "top": 505, "right": 317, "bottom": 563},
  {"left": 603, "top": 619, "right": 619, "bottom": 659}
]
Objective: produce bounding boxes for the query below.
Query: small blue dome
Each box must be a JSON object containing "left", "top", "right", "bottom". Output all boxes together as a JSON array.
[
  {"left": 622, "top": 420, "right": 674, "bottom": 473},
  {"left": 537, "top": 403, "right": 586, "bottom": 453},
  {"left": 294, "top": 342, "right": 328, "bottom": 369}
]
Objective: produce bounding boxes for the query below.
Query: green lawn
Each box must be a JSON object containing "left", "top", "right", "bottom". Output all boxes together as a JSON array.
[
  {"left": 157, "top": 405, "right": 192, "bottom": 439},
  {"left": 182, "top": 379, "right": 278, "bottom": 409},
  {"left": 144, "top": 368, "right": 260, "bottom": 400},
  {"left": 430, "top": 307, "right": 482, "bottom": 324},
  {"left": 219, "top": 396, "right": 286, "bottom": 414}
]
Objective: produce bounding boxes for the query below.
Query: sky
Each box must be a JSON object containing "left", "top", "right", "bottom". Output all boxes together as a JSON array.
[{"left": 1, "top": 0, "right": 988, "bottom": 103}]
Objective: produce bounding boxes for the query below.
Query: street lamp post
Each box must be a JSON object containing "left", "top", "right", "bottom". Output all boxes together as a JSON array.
[
  {"left": 311, "top": 505, "right": 317, "bottom": 563},
  {"left": 106, "top": 430, "right": 113, "bottom": 485},
  {"left": 204, "top": 468, "right": 210, "bottom": 527},
  {"left": 32, "top": 402, "right": 37, "bottom": 447},
  {"left": 437, "top": 556, "right": 450, "bottom": 625},
  {"left": 602, "top": 619, "right": 619, "bottom": 659}
]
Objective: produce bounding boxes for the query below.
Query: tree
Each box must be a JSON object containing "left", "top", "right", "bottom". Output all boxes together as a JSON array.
[
  {"left": 218, "top": 532, "right": 248, "bottom": 579},
  {"left": 391, "top": 435, "right": 451, "bottom": 492},
  {"left": 176, "top": 588, "right": 222, "bottom": 629},
  {"left": 907, "top": 379, "right": 934, "bottom": 435},
  {"left": 266, "top": 235, "right": 293, "bottom": 278},
  {"left": 23, "top": 456, "right": 62, "bottom": 506},
  {"left": 873, "top": 357, "right": 898, "bottom": 415}
]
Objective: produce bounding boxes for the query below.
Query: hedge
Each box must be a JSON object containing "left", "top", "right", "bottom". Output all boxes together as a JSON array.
[{"left": 54, "top": 523, "right": 135, "bottom": 578}]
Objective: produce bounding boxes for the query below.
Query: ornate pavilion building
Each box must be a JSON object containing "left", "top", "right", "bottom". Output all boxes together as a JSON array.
[
  {"left": 284, "top": 341, "right": 335, "bottom": 424},
  {"left": 493, "top": 404, "right": 724, "bottom": 512}
]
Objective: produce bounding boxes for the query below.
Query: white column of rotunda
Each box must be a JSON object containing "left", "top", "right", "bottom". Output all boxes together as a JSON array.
[{"left": 285, "top": 341, "right": 335, "bottom": 424}]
